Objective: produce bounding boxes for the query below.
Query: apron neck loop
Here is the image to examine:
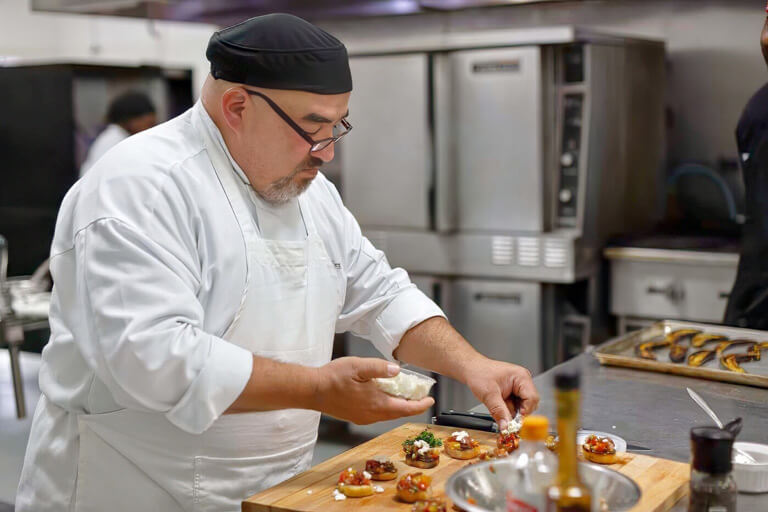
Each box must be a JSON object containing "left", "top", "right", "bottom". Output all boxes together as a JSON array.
[{"left": 193, "top": 102, "right": 316, "bottom": 241}]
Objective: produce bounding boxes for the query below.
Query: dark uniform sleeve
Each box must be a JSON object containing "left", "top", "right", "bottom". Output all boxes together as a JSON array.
[{"left": 725, "top": 93, "right": 768, "bottom": 329}]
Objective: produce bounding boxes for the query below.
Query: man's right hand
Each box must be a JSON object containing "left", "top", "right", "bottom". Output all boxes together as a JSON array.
[{"left": 314, "top": 357, "right": 434, "bottom": 425}]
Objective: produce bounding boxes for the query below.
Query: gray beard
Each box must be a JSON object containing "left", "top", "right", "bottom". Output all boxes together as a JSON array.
[{"left": 256, "top": 168, "right": 312, "bottom": 205}]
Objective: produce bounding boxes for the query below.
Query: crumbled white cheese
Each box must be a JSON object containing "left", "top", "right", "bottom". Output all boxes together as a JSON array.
[
  {"left": 348, "top": 467, "right": 353, "bottom": 472},
  {"left": 332, "top": 489, "right": 347, "bottom": 501},
  {"left": 414, "top": 439, "right": 430, "bottom": 455},
  {"left": 307, "top": 490, "right": 313, "bottom": 495},
  {"left": 374, "top": 486, "right": 384, "bottom": 493},
  {"left": 502, "top": 412, "right": 523, "bottom": 435},
  {"left": 452, "top": 430, "right": 469, "bottom": 442},
  {"left": 363, "top": 471, "right": 372, "bottom": 480},
  {"left": 374, "top": 370, "right": 434, "bottom": 400}
]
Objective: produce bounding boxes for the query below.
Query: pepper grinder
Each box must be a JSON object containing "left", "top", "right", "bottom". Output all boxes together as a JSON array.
[{"left": 689, "top": 426, "right": 737, "bottom": 512}]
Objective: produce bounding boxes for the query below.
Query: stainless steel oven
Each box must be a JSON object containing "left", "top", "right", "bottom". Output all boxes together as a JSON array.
[{"left": 340, "top": 28, "right": 666, "bottom": 412}]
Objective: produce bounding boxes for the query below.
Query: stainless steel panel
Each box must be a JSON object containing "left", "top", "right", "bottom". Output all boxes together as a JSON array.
[
  {"left": 362, "top": 230, "right": 454, "bottom": 276},
  {"left": 440, "top": 279, "right": 541, "bottom": 413},
  {"left": 609, "top": 258, "right": 738, "bottom": 323},
  {"left": 344, "top": 27, "right": 638, "bottom": 58},
  {"left": 454, "top": 232, "right": 587, "bottom": 282},
  {"left": 576, "top": 43, "right": 665, "bottom": 243},
  {"left": 446, "top": 47, "right": 544, "bottom": 233},
  {"left": 341, "top": 54, "right": 432, "bottom": 229},
  {"left": 621, "top": 43, "right": 667, "bottom": 229},
  {"left": 433, "top": 53, "right": 458, "bottom": 233},
  {"left": 360, "top": 229, "right": 591, "bottom": 282},
  {"left": 346, "top": 275, "right": 447, "bottom": 437},
  {"left": 604, "top": 247, "right": 739, "bottom": 266}
]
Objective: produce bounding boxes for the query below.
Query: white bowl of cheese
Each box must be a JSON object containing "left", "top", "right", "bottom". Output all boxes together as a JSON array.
[{"left": 374, "top": 368, "right": 435, "bottom": 400}]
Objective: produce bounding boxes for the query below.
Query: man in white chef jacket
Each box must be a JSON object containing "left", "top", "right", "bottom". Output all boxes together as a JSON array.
[
  {"left": 79, "top": 90, "right": 157, "bottom": 176},
  {"left": 16, "top": 13, "right": 539, "bottom": 512}
]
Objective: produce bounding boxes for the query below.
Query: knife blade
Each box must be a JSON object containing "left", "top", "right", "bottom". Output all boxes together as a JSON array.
[{"left": 433, "top": 410, "right": 498, "bottom": 432}]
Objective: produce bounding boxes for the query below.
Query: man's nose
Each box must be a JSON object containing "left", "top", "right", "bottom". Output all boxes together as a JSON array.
[{"left": 312, "top": 142, "right": 335, "bottom": 163}]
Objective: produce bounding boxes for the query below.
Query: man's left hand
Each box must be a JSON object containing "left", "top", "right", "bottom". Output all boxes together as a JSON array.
[{"left": 464, "top": 357, "right": 539, "bottom": 430}]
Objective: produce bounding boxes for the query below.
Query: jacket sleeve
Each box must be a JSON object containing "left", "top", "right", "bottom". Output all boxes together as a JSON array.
[
  {"left": 326, "top": 183, "right": 446, "bottom": 360},
  {"left": 69, "top": 217, "right": 253, "bottom": 434}
]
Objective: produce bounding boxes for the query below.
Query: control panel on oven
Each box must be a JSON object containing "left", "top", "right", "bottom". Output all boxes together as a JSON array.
[{"left": 556, "top": 44, "right": 587, "bottom": 230}]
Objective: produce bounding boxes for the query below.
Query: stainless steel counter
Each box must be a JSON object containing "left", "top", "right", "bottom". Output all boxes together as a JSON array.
[{"left": 471, "top": 349, "right": 768, "bottom": 511}]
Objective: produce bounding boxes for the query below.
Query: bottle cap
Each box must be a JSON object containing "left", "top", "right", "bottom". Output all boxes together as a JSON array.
[
  {"left": 554, "top": 371, "right": 580, "bottom": 390},
  {"left": 519, "top": 415, "right": 550, "bottom": 441},
  {"left": 691, "top": 426, "right": 734, "bottom": 474}
]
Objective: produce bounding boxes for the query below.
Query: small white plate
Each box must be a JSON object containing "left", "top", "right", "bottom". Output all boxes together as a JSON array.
[
  {"left": 577, "top": 430, "right": 628, "bottom": 453},
  {"left": 733, "top": 441, "right": 768, "bottom": 493}
]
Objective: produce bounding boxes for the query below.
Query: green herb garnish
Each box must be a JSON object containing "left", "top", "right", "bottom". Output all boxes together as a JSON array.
[{"left": 402, "top": 429, "right": 442, "bottom": 448}]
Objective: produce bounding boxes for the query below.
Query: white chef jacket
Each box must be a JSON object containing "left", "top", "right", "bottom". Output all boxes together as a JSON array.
[
  {"left": 79, "top": 123, "right": 129, "bottom": 176},
  {"left": 16, "top": 103, "right": 444, "bottom": 509}
]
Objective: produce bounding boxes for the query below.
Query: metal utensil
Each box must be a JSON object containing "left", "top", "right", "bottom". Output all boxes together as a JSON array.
[
  {"left": 446, "top": 458, "right": 641, "bottom": 512},
  {"left": 723, "top": 417, "right": 743, "bottom": 437},
  {"left": 686, "top": 387, "right": 757, "bottom": 464}
]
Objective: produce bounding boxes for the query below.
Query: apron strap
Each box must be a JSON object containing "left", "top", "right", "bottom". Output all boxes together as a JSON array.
[
  {"left": 192, "top": 103, "right": 261, "bottom": 242},
  {"left": 191, "top": 102, "right": 256, "bottom": 337},
  {"left": 297, "top": 194, "right": 318, "bottom": 238}
]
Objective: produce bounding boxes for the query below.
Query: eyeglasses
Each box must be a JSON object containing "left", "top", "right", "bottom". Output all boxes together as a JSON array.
[{"left": 245, "top": 89, "right": 352, "bottom": 153}]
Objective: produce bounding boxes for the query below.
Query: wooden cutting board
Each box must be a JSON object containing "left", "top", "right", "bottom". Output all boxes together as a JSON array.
[{"left": 243, "top": 423, "right": 690, "bottom": 512}]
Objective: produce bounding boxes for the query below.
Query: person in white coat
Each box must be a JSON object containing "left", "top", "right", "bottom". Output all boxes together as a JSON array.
[
  {"left": 79, "top": 90, "right": 157, "bottom": 176},
  {"left": 16, "top": 13, "right": 539, "bottom": 512}
]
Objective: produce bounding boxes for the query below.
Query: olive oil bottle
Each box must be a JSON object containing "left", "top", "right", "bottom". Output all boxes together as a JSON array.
[{"left": 545, "top": 372, "right": 591, "bottom": 512}]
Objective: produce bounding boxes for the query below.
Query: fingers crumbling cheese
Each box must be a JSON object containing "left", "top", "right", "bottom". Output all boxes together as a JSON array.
[{"left": 501, "top": 412, "right": 523, "bottom": 435}]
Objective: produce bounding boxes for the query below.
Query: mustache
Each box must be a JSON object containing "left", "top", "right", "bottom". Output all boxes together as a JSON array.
[{"left": 300, "top": 156, "right": 324, "bottom": 170}]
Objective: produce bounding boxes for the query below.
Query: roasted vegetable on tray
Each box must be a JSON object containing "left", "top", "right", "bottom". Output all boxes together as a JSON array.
[
  {"left": 720, "top": 352, "right": 760, "bottom": 373},
  {"left": 635, "top": 338, "right": 670, "bottom": 360},
  {"left": 669, "top": 343, "right": 689, "bottom": 363},
  {"left": 665, "top": 329, "right": 701, "bottom": 344},
  {"left": 691, "top": 333, "right": 727, "bottom": 348},
  {"left": 687, "top": 350, "right": 716, "bottom": 367}
]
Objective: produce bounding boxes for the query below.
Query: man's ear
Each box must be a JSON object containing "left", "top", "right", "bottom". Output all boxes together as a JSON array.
[{"left": 221, "top": 87, "right": 248, "bottom": 133}]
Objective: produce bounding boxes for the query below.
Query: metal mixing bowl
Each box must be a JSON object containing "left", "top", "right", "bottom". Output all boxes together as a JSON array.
[{"left": 445, "top": 459, "right": 641, "bottom": 512}]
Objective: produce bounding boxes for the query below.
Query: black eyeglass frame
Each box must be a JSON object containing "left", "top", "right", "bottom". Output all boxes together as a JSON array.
[{"left": 245, "top": 89, "right": 352, "bottom": 153}]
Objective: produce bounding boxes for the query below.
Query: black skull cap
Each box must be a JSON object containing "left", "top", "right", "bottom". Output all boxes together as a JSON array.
[{"left": 206, "top": 13, "right": 352, "bottom": 94}]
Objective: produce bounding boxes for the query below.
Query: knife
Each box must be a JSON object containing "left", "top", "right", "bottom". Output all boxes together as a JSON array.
[
  {"left": 433, "top": 410, "right": 652, "bottom": 451},
  {"left": 433, "top": 410, "right": 499, "bottom": 432}
]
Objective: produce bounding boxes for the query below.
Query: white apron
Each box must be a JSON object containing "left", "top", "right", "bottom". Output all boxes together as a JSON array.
[{"left": 69, "top": 105, "right": 343, "bottom": 511}]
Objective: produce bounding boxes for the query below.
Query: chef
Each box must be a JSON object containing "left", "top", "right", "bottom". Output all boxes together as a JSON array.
[
  {"left": 724, "top": 2, "right": 768, "bottom": 330},
  {"left": 79, "top": 90, "right": 156, "bottom": 176},
  {"left": 16, "top": 13, "right": 539, "bottom": 512}
]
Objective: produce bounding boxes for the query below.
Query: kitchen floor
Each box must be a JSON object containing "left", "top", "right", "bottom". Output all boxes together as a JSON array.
[{"left": 0, "top": 349, "right": 367, "bottom": 508}]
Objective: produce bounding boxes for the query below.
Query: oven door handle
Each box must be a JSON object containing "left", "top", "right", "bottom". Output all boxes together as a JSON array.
[{"left": 646, "top": 283, "right": 685, "bottom": 303}]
